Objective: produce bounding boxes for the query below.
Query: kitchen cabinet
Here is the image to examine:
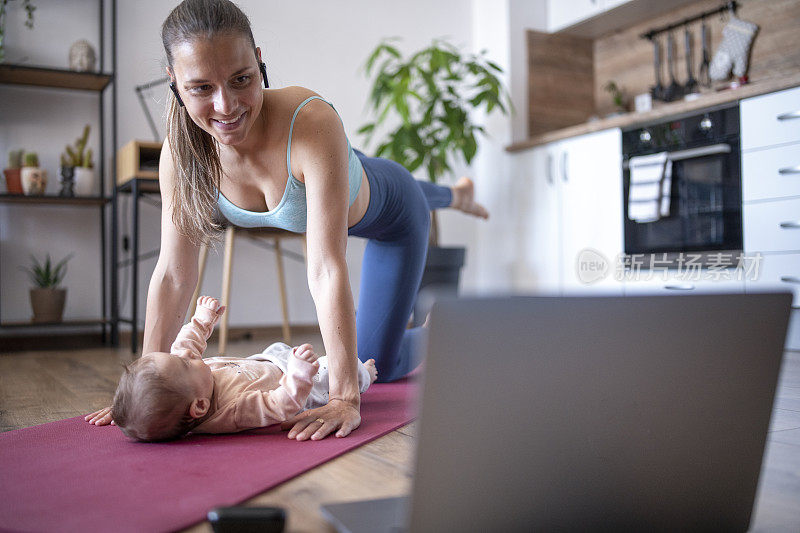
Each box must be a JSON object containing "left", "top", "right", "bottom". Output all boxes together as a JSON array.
[
  {"left": 741, "top": 86, "right": 800, "bottom": 351},
  {"left": 547, "top": 0, "right": 631, "bottom": 33},
  {"left": 741, "top": 86, "right": 800, "bottom": 309},
  {"left": 548, "top": 0, "right": 603, "bottom": 33},
  {"left": 512, "top": 128, "right": 624, "bottom": 296}
]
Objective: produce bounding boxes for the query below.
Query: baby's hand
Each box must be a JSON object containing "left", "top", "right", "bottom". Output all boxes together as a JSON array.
[
  {"left": 197, "top": 296, "right": 226, "bottom": 317},
  {"left": 293, "top": 343, "right": 319, "bottom": 364}
]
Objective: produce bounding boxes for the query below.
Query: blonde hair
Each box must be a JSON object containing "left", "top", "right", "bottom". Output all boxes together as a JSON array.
[
  {"left": 112, "top": 357, "right": 197, "bottom": 442},
  {"left": 161, "top": 0, "right": 259, "bottom": 244}
]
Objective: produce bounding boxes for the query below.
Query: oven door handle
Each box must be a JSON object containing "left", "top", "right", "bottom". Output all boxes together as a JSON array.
[
  {"left": 667, "top": 143, "right": 732, "bottom": 162},
  {"left": 623, "top": 143, "right": 731, "bottom": 169}
]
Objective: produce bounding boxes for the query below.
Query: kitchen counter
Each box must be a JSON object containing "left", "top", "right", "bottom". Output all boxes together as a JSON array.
[{"left": 507, "top": 73, "right": 800, "bottom": 152}]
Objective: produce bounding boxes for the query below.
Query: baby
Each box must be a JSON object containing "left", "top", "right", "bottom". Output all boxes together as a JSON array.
[{"left": 112, "top": 296, "right": 377, "bottom": 442}]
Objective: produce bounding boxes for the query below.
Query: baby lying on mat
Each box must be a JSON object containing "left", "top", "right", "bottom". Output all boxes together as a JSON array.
[{"left": 112, "top": 296, "right": 377, "bottom": 442}]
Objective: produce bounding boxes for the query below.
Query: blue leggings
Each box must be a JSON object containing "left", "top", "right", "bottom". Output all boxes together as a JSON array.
[{"left": 348, "top": 150, "right": 452, "bottom": 382}]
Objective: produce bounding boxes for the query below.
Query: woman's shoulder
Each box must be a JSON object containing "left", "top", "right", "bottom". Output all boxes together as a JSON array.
[{"left": 266, "top": 85, "right": 325, "bottom": 111}]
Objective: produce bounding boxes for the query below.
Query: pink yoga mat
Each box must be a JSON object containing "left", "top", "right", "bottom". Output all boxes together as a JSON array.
[{"left": 0, "top": 378, "right": 417, "bottom": 533}]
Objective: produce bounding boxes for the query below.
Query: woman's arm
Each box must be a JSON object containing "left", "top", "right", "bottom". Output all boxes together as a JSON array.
[
  {"left": 281, "top": 100, "right": 362, "bottom": 440},
  {"left": 142, "top": 140, "right": 202, "bottom": 354},
  {"left": 85, "top": 141, "right": 199, "bottom": 426}
]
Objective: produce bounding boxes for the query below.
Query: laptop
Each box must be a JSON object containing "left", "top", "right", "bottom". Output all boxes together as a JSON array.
[{"left": 321, "top": 293, "right": 792, "bottom": 532}]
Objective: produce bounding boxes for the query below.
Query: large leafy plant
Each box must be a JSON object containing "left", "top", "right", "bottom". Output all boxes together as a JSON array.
[
  {"left": 22, "top": 253, "right": 72, "bottom": 289},
  {"left": 359, "top": 38, "right": 511, "bottom": 244}
]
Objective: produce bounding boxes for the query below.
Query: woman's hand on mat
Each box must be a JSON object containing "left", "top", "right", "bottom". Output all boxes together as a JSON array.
[
  {"left": 281, "top": 398, "right": 361, "bottom": 441},
  {"left": 85, "top": 406, "right": 115, "bottom": 426}
]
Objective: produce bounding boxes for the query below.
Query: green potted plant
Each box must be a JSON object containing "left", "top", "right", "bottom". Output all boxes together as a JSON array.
[
  {"left": 359, "top": 38, "right": 512, "bottom": 322},
  {"left": 604, "top": 80, "right": 628, "bottom": 116},
  {"left": 20, "top": 151, "right": 46, "bottom": 195},
  {"left": 3, "top": 148, "right": 23, "bottom": 194},
  {"left": 0, "top": 0, "right": 36, "bottom": 63},
  {"left": 21, "top": 253, "right": 72, "bottom": 323},
  {"left": 60, "top": 124, "right": 94, "bottom": 196}
]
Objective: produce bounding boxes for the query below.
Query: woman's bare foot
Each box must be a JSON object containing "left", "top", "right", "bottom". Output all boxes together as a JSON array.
[
  {"left": 364, "top": 358, "right": 378, "bottom": 384},
  {"left": 451, "top": 177, "right": 489, "bottom": 219}
]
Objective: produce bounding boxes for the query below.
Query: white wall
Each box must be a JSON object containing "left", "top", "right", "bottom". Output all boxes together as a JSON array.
[{"left": 1, "top": 0, "right": 547, "bottom": 333}]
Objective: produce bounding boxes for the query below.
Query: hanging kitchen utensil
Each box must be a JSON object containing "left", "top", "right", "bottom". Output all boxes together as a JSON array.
[
  {"left": 698, "top": 18, "right": 712, "bottom": 87},
  {"left": 650, "top": 36, "right": 665, "bottom": 101},
  {"left": 684, "top": 25, "right": 699, "bottom": 95},
  {"left": 663, "top": 31, "right": 683, "bottom": 101}
]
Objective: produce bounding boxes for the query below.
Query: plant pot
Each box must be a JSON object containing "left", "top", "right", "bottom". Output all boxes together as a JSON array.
[
  {"left": 3, "top": 168, "right": 23, "bottom": 194},
  {"left": 59, "top": 166, "right": 76, "bottom": 197},
  {"left": 413, "top": 245, "right": 466, "bottom": 326},
  {"left": 30, "top": 288, "right": 67, "bottom": 323},
  {"left": 21, "top": 167, "right": 47, "bottom": 195},
  {"left": 73, "top": 167, "right": 95, "bottom": 196}
]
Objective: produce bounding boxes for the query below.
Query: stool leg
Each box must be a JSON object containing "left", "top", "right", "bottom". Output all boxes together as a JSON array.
[
  {"left": 188, "top": 242, "right": 209, "bottom": 320},
  {"left": 219, "top": 226, "right": 235, "bottom": 355},
  {"left": 273, "top": 236, "right": 291, "bottom": 344}
]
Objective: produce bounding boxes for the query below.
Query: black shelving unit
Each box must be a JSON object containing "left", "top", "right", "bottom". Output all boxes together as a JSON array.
[
  {"left": 0, "top": 0, "right": 116, "bottom": 342},
  {"left": 113, "top": 177, "right": 160, "bottom": 353}
]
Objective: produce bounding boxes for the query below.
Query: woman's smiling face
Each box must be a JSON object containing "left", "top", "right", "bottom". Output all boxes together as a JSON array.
[{"left": 169, "top": 32, "right": 264, "bottom": 147}]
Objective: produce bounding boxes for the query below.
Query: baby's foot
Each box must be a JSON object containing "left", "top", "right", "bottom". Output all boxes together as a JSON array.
[
  {"left": 364, "top": 358, "right": 378, "bottom": 384},
  {"left": 293, "top": 343, "right": 319, "bottom": 364},
  {"left": 451, "top": 177, "right": 489, "bottom": 219}
]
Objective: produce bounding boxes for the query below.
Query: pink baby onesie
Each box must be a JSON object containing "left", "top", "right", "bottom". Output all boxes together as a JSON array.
[{"left": 169, "top": 304, "right": 318, "bottom": 434}]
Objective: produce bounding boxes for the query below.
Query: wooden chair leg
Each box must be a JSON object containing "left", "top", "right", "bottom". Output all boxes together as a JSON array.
[
  {"left": 273, "top": 236, "right": 291, "bottom": 345},
  {"left": 188, "top": 242, "right": 209, "bottom": 320},
  {"left": 219, "top": 226, "right": 236, "bottom": 355}
]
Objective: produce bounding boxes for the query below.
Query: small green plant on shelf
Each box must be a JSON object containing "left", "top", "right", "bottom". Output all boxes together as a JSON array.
[
  {"left": 3, "top": 148, "right": 24, "bottom": 194},
  {"left": 60, "top": 124, "right": 93, "bottom": 169},
  {"left": 22, "top": 253, "right": 72, "bottom": 288},
  {"left": 22, "top": 253, "right": 72, "bottom": 323}
]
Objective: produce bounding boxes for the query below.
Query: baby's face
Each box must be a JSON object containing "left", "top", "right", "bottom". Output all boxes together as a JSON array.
[{"left": 146, "top": 351, "right": 214, "bottom": 400}]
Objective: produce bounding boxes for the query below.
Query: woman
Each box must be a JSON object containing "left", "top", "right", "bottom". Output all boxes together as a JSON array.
[{"left": 87, "top": 0, "right": 487, "bottom": 440}]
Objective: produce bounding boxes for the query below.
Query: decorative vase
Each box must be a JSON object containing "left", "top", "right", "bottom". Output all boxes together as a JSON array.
[
  {"left": 21, "top": 167, "right": 47, "bottom": 195},
  {"left": 73, "top": 167, "right": 95, "bottom": 196},
  {"left": 59, "top": 166, "right": 76, "bottom": 197},
  {"left": 30, "top": 288, "right": 67, "bottom": 323},
  {"left": 3, "top": 168, "right": 23, "bottom": 194}
]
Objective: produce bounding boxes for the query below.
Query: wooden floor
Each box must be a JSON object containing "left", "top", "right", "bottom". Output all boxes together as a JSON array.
[{"left": 1, "top": 336, "right": 799, "bottom": 532}]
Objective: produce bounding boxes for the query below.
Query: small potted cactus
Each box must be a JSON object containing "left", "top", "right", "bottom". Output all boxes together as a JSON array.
[
  {"left": 20, "top": 151, "right": 46, "bottom": 195},
  {"left": 3, "top": 149, "right": 24, "bottom": 194},
  {"left": 61, "top": 124, "right": 94, "bottom": 196},
  {"left": 21, "top": 253, "right": 72, "bottom": 323}
]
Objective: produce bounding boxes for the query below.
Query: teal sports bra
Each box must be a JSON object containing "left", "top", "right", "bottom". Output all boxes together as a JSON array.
[{"left": 216, "top": 96, "right": 363, "bottom": 233}]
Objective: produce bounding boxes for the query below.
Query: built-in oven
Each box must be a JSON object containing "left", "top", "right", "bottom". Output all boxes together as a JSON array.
[{"left": 622, "top": 104, "right": 742, "bottom": 267}]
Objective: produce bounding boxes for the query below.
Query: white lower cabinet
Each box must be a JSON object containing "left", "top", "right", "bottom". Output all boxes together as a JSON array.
[
  {"left": 744, "top": 253, "right": 800, "bottom": 307},
  {"left": 512, "top": 128, "right": 624, "bottom": 296},
  {"left": 741, "top": 87, "right": 800, "bottom": 350},
  {"left": 786, "top": 309, "right": 800, "bottom": 351}
]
